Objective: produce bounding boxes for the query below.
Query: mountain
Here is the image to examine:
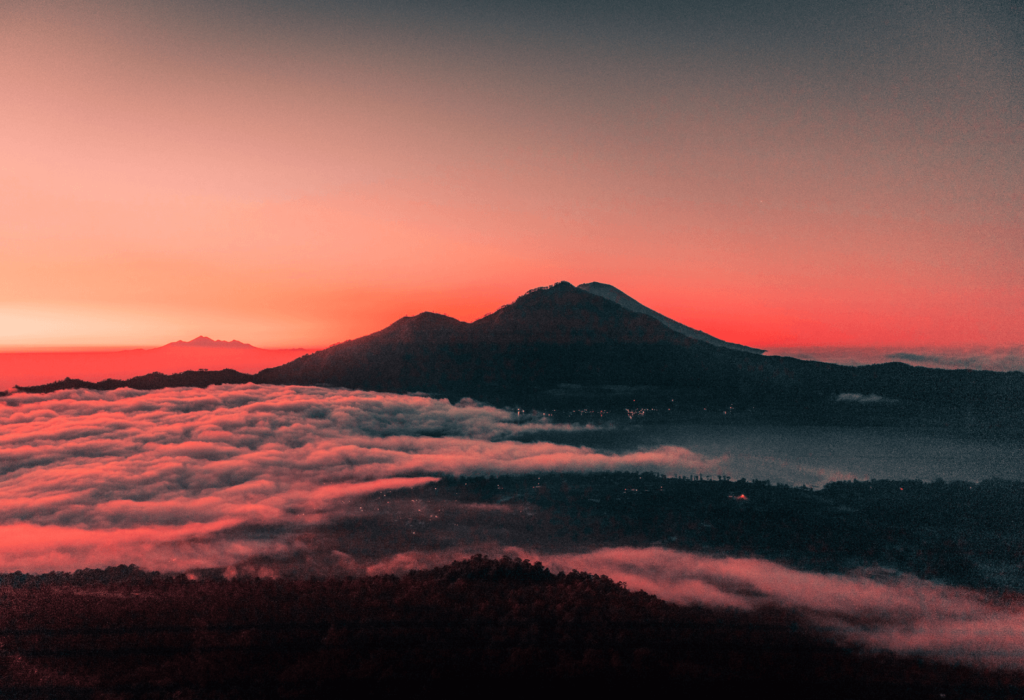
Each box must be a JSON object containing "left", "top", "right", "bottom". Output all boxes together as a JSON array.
[
  {"left": 577, "top": 282, "right": 764, "bottom": 354},
  {"left": 2, "top": 338, "right": 308, "bottom": 391},
  {"left": 255, "top": 282, "right": 715, "bottom": 393},
  {"left": 14, "top": 282, "right": 1024, "bottom": 437},
  {"left": 252, "top": 282, "right": 1022, "bottom": 436},
  {"left": 161, "top": 336, "right": 256, "bottom": 349}
]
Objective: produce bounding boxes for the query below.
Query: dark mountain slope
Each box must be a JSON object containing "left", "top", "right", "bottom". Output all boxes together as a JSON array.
[
  {"left": 255, "top": 282, "right": 1022, "bottom": 434},
  {"left": 259, "top": 312, "right": 472, "bottom": 390},
  {"left": 578, "top": 281, "right": 765, "bottom": 354},
  {"left": 470, "top": 281, "right": 685, "bottom": 344},
  {"left": 256, "top": 283, "right": 726, "bottom": 397}
]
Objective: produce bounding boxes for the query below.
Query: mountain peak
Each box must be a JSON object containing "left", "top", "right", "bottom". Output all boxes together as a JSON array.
[
  {"left": 470, "top": 281, "right": 679, "bottom": 345},
  {"left": 163, "top": 337, "right": 255, "bottom": 349}
]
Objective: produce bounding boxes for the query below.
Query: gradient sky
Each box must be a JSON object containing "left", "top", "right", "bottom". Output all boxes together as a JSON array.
[{"left": 2, "top": 0, "right": 1021, "bottom": 349}]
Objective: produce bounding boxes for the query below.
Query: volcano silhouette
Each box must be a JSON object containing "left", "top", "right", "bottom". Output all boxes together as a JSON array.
[
  {"left": 17, "top": 282, "right": 1023, "bottom": 437},
  {"left": 256, "top": 282, "right": 722, "bottom": 392},
  {"left": 249, "top": 282, "right": 1021, "bottom": 435}
]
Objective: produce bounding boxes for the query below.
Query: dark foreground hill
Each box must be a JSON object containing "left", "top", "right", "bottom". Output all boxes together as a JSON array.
[
  {"left": 0, "top": 556, "right": 1018, "bottom": 698},
  {"left": 15, "top": 282, "right": 1024, "bottom": 437},
  {"left": 341, "top": 473, "right": 1024, "bottom": 593}
]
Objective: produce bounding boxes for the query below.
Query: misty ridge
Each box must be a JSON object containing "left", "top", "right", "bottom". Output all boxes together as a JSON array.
[
  {"left": 769, "top": 346, "right": 1024, "bottom": 374},
  {"left": 3, "top": 282, "right": 1023, "bottom": 695}
]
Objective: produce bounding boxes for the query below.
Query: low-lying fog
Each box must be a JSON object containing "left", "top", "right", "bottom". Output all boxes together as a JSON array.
[{"left": 2, "top": 384, "right": 1023, "bottom": 671}]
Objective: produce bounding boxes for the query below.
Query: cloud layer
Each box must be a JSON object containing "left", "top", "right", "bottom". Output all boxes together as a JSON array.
[
  {"left": 542, "top": 548, "right": 1024, "bottom": 671},
  {"left": 0, "top": 384, "right": 714, "bottom": 572},
  {"left": 3, "top": 384, "right": 1023, "bottom": 671}
]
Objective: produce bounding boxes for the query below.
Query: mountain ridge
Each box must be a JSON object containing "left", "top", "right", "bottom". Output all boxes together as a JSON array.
[
  {"left": 12, "top": 282, "right": 1023, "bottom": 438},
  {"left": 254, "top": 282, "right": 716, "bottom": 391}
]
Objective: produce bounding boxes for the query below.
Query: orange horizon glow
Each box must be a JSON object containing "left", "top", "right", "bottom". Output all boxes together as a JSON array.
[{"left": 2, "top": 2, "right": 1020, "bottom": 352}]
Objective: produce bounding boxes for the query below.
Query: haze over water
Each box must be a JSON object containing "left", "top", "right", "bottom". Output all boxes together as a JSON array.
[{"left": 609, "top": 423, "right": 1024, "bottom": 486}]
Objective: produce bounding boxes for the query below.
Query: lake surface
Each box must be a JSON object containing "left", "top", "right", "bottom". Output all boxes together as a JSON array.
[{"left": 540, "top": 422, "right": 1024, "bottom": 487}]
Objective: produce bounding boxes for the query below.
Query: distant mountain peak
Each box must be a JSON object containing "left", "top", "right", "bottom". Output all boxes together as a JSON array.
[
  {"left": 163, "top": 337, "right": 256, "bottom": 349},
  {"left": 577, "top": 282, "right": 764, "bottom": 354}
]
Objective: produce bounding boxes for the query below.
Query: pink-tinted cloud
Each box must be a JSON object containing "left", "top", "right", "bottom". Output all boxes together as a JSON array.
[
  {"left": 541, "top": 547, "right": 1024, "bottom": 672},
  {"left": 0, "top": 385, "right": 716, "bottom": 573},
  {"left": 365, "top": 545, "right": 1024, "bottom": 672},
  {"left": 4, "top": 384, "right": 1020, "bottom": 671},
  {"left": 0, "top": 520, "right": 255, "bottom": 574}
]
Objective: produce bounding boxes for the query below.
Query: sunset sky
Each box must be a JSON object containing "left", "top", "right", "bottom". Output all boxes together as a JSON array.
[{"left": 2, "top": 0, "right": 1021, "bottom": 350}]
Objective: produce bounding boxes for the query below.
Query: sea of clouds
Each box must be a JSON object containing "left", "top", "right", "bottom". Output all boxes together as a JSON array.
[
  {"left": 0, "top": 384, "right": 717, "bottom": 573},
  {"left": 2, "top": 384, "right": 1022, "bottom": 671}
]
